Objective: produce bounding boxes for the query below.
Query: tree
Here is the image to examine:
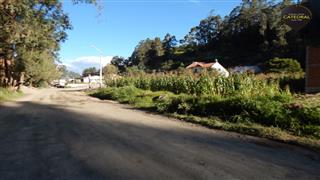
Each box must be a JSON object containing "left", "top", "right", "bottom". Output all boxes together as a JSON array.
[
  {"left": 111, "top": 56, "right": 127, "bottom": 73},
  {"left": 176, "top": 0, "right": 304, "bottom": 66},
  {"left": 161, "top": 60, "right": 174, "bottom": 71},
  {"left": 145, "top": 37, "right": 164, "bottom": 69},
  {"left": 130, "top": 37, "right": 164, "bottom": 70},
  {"left": 0, "top": 0, "right": 97, "bottom": 87},
  {"left": 127, "top": 0, "right": 309, "bottom": 71},
  {"left": 162, "top": 33, "right": 177, "bottom": 58},
  {"left": 130, "top": 39, "right": 153, "bottom": 69},
  {"left": 23, "top": 52, "right": 61, "bottom": 86},
  {"left": 266, "top": 57, "right": 303, "bottom": 73},
  {"left": 184, "top": 15, "right": 223, "bottom": 46},
  {"left": 0, "top": 0, "right": 72, "bottom": 86},
  {"left": 82, "top": 67, "right": 99, "bottom": 77}
]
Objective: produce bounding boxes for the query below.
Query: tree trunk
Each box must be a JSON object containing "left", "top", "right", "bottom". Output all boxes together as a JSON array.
[
  {"left": 0, "top": 58, "right": 5, "bottom": 86},
  {"left": 4, "top": 58, "right": 13, "bottom": 87}
]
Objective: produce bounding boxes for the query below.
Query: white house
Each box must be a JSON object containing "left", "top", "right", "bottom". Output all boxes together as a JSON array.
[{"left": 186, "top": 60, "right": 229, "bottom": 77}]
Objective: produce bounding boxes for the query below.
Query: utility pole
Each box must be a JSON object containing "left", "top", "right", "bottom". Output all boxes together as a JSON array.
[{"left": 91, "top": 45, "right": 103, "bottom": 88}]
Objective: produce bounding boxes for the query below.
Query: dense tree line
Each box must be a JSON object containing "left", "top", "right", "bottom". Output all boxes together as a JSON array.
[
  {"left": 113, "top": 0, "right": 319, "bottom": 73},
  {"left": 0, "top": 0, "right": 96, "bottom": 87}
]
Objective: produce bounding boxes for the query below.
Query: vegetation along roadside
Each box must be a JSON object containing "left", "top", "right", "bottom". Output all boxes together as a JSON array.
[
  {"left": 89, "top": 73, "right": 320, "bottom": 150},
  {"left": 0, "top": 88, "right": 22, "bottom": 102}
]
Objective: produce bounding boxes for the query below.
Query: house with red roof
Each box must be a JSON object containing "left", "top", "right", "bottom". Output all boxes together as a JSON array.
[{"left": 186, "top": 60, "right": 229, "bottom": 77}]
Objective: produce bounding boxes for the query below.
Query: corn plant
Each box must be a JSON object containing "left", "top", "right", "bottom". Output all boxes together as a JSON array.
[{"left": 105, "top": 73, "right": 286, "bottom": 98}]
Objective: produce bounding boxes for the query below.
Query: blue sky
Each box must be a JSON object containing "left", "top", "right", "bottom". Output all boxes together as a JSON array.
[{"left": 60, "top": 0, "right": 241, "bottom": 72}]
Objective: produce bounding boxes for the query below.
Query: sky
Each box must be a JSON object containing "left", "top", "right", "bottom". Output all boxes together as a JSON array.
[{"left": 60, "top": 0, "right": 241, "bottom": 73}]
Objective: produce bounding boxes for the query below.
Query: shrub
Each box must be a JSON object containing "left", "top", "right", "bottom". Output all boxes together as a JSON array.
[
  {"left": 37, "top": 80, "right": 49, "bottom": 88},
  {"left": 289, "top": 105, "right": 320, "bottom": 126},
  {"left": 90, "top": 86, "right": 143, "bottom": 103},
  {"left": 301, "top": 125, "right": 320, "bottom": 138},
  {"left": 266, "top": 57, "right": 303, "bottom": 73}
]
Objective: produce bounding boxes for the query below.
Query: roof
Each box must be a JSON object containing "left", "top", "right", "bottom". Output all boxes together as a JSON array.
[{"left": 186, "top": 62, "right": 215, "bottom": 69}]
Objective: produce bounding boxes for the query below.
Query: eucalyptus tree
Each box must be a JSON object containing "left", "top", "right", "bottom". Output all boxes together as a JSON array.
[{"left": 162, "top": 33, "right": 177, "bottom": 59}]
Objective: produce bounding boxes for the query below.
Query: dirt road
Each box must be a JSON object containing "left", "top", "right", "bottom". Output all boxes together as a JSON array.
[{"left": 0, "top": 88, "right": 319, "bottom": 180}]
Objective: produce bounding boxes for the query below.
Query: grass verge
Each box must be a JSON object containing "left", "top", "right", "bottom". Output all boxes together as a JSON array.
[
  {"left": 0, "top": 88, "right": 22, "bottom": 102},
  {"left": 170, "top": 114, "right": 320, "bottom": 150}
]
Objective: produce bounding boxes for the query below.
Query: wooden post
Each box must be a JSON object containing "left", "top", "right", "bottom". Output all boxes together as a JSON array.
[{"left": 306, "top": 46, "right": 320, "bottom": 93}]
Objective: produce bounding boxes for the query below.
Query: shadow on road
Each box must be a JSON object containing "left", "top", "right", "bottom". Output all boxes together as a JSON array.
[{"left": 0, "top": 101, "right": 320, "bottom": 179}]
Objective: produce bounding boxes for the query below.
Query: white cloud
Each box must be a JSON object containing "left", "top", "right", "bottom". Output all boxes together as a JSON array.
[{"left": 61, "top": 56, "right": 113, "bottom": 73}]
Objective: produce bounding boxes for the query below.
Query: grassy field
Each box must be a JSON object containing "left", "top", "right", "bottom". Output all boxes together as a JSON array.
[{"left": 90, "top": 73, "right": 320, "bottom": 149}]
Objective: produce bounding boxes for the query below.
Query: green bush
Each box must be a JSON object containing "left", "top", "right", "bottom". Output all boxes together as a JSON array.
[
  {"left": 289, "top": 105, "right": 320, "bottom": 126},
  {"left": 266, "top": 57, "right": 303, "bottom": 73},
  {"left": 90, "top": 86, "right": 143, "bottom": 103},
  {"left": 302, "top": 125, "right": 320, "bottom": 138}
]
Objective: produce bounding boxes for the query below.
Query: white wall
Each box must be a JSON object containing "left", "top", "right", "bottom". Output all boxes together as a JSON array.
[
  {"left": 82, "top": 76, "right": 103, "bottom": 83},
  {"left": 211, "top": 63, "right": 229, "bottom": 77}
]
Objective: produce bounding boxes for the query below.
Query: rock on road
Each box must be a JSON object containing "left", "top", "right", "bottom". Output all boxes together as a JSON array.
[{"left": 0, "top": 88, "right": 319, "bottom": 180}]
